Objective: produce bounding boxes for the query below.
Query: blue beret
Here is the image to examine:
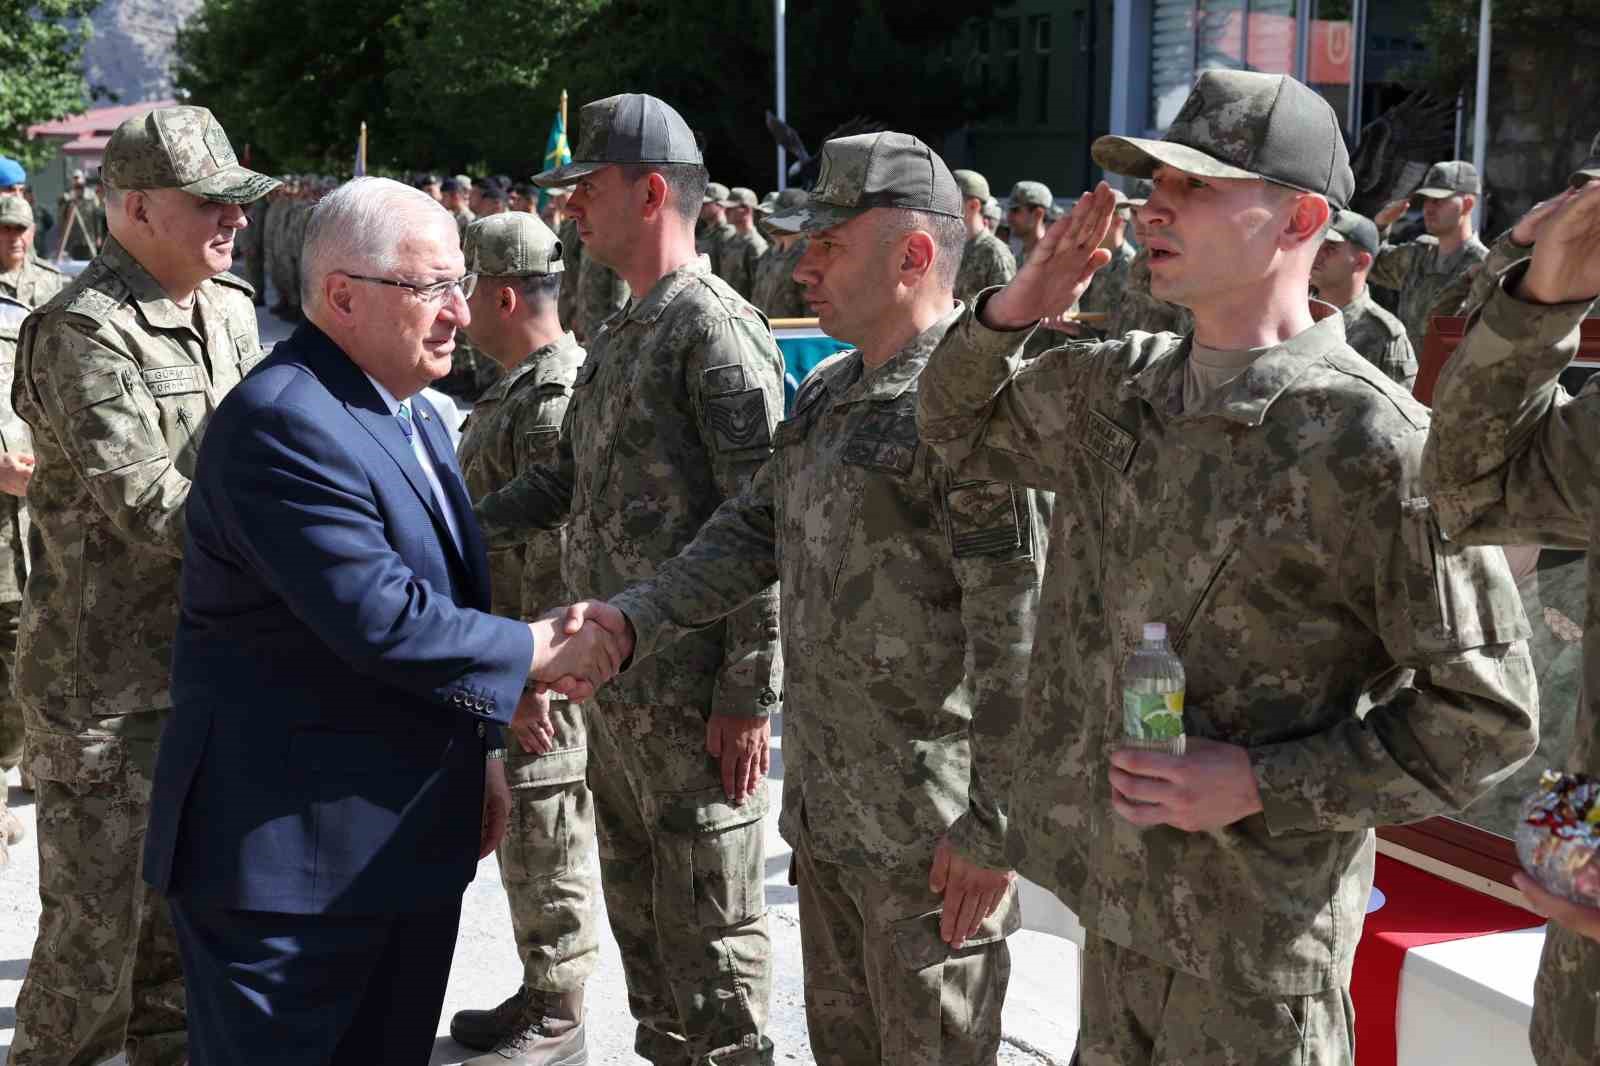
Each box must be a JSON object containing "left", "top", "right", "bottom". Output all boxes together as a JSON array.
[{"left": 0, "top": 157, "right": 26, "bottom": 187}]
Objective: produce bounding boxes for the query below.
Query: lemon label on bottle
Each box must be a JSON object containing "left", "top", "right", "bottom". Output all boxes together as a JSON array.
[{"left": 1123, "top": 689, "right": 1185, "bottom": 741}]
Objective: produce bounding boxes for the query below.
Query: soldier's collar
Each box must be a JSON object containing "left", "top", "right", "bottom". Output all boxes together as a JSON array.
[
  {"left": 487, "top": 332, "right": 583, "bottom": 401},
  {"left": 99, "top": 237, "right": 200, "bottom": 331},
  {"left": 835, "top": 302, "right": 964, "bottom": 407},
  {"left": 1119, "top": 302, "right": 1345, "bottom": 426},
  {"left": 621, "top": 256, "right": 712, "bottom": 327}
]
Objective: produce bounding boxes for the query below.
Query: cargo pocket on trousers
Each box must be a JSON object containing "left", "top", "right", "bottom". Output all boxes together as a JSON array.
[
  {"left": 660, "top": 782, "right": 770, "bottom": 929},
  {"left": 24, "top": 729, "right": 132, "bottom": 789},
  {"left": 890, "top": 890, "right": 1021, "bottom": 971}
]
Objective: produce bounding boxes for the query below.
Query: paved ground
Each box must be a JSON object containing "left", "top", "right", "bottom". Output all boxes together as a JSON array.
[{"left": 0, "top": 299, "right": 1080, "bottom": 1064}]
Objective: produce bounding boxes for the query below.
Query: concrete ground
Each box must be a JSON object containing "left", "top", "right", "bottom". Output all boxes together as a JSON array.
[{"left": 0, "top": 300, "right": 1080, "bottom": 1064}]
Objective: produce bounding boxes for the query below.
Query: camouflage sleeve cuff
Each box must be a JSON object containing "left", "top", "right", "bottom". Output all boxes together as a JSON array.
[
  {"left": 945, "top": 810, "right": 1011, "bottom": 869},
  {"left": 709, "top": 677, "right": 778, "bottom": 719},
  {"left": 1247, "top": 741, "right": 1325, "bottom": 835},
  {"left": 608, "top": 587, "right": 668, "bottom": 671},
  {"left": 1479, "top": 262, "right": 1597, "bottom": 352},
  {"left": 918, "top": 291, "right": 1033, "bottom": 446}
]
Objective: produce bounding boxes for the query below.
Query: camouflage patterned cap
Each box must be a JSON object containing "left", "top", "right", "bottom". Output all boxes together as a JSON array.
[
  {"left": 757, "top": 188, "right": 805, "bottom": 216},
  {"left": 463, "top": 212, "right": 564, "bottom": 277},
  {"left": 0, "top": 196, "right": 34, "bottom": 228},
  {"left": 764, "top": 131, "right": 961, "bottom": 237},
  {"left": 1010, "top": 181, "right": 1052, "bottom": 209},
  {"left": 982, "top": 196, "right": 1002, "bottom": 222},
  {"left": 723, "top": 186, "right": 758, "bottom": 208},
  {"left": 1570, "top": 131, "right": 1600, "bottom": 188},
  {"left": 101, "top": 105, "right": 279, "bottom": 205},
  {"left": 1411, "top": 160, "right": 1480, "bottom": 202},
  {"left": 1321, "top": 208, "right": 1379, "bottom": 257},
  {"left": 1093, "top": 70, "right": 1354, "bottom": 209},
  {"left": 952, "top": 169, "right": 990, "bottom": 201},
  {"left": 704, "top": 182, "right": 730, "bottom": 205},
  {"left": 534, "top": 93, "right": 702, "bottom": 187}
]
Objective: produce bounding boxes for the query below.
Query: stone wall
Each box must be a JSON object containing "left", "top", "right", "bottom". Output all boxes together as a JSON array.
[{"left": 84, "top": 0, "right": 204, "bottom": 103}]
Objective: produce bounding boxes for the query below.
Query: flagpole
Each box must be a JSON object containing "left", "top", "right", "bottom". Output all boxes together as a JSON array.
[
  {"left": 775, "top": 0, "right": 787, "bottom": 191},
  {"left": 561, "top": 90, "right": 568, "bottom": 142},
  {"left": 358, "top": 121, "right": 368, "bottom": 176}
]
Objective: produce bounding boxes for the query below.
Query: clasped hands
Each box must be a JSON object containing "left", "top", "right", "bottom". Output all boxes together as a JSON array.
[{"left": 527, "top": 599, "right": 636, "bottom": 702}]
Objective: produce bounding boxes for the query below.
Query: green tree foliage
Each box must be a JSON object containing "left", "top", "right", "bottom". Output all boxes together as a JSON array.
[
  {"left": 1412, "top": 0, "right": 1600, "bottom": 93},
  {"left": 0, "top": 0, "right": 101, "bottom": 168},
  {"left": 176, "top": 0, "right": 1002, "bottom": 186}
]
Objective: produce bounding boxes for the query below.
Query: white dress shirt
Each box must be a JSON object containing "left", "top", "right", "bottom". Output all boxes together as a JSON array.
[{"left": 362, "top": 372, "right": 467, "bottom": 557}]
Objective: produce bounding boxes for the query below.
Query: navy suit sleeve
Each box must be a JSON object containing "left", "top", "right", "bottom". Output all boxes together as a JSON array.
[{"left": 211, "top": 399, "right": 533, "bottom": 726}]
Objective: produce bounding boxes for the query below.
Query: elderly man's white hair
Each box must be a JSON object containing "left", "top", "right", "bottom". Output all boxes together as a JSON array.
[{"left": 300, "top": 176, "right": 454, "bottom": 309}]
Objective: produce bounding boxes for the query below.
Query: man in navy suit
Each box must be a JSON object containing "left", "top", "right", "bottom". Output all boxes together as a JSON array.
[{"left": 143, "top": 176, "right": 625, "bottom": 1066}]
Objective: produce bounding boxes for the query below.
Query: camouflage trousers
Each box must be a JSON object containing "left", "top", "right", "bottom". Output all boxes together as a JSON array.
[
  {"left": 11, "top": 726, "right": 186, "bottom": 1066},
  {"left": 0, "top": 599, "right": 21, "bottom": 773},
  {"left": 497, "top": 697, "right": 600, "bottom": 993},
  {"left": 792, "top": 816, "right": 1015, "bottom": 1065},
  {"left": 1529, "top": 924, "right": 1600, "bottom": 1066},
  {"left": 1077, "top": 936, "right": 1353, "bottom": 1066},
  {"left": 586, "top": 698, "right": 773, "bottom": 1066}
]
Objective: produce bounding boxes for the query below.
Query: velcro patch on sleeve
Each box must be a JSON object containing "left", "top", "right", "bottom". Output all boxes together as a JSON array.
[{"left": 703, "top": 363, "right": 749, "bottom": 396}]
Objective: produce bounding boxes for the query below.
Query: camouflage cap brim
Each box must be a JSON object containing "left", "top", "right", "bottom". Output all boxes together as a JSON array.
[
  {"left": 1092, "top": 135, "right": 1260, "bottom": 184},
  {"left": 1322, "top": 228, "right": 1348, "bottom": 242},
  {"left": 1409, "top": 187, "right": 1460, "bottom": 202},
  {"left": 762, "top": 197, "right": 865, "bottom": 237},
  {"left": 180, "top": 164, "right": 281, "bottom": 205},
  {"left": 532, "top": 160, "right": 608, "bottom": 188},
  {"left": 1569, "top": 163, "right": 1600, "bottom": 188}
]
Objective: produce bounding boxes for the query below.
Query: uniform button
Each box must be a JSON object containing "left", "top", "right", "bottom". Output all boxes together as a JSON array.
[{"left": 476, "top": 722, "right": 486, "bottom": 738}]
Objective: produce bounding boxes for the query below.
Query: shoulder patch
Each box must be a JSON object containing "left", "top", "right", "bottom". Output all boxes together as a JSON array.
[
  {"left": 706, "top": 388, "right": 773, "bottom": 453},
  {"left": 703, "top": 363, "right": 748, "bottom": 396},
  {"left": 63, "top": 283, "right": 125, "bottom": 325}
]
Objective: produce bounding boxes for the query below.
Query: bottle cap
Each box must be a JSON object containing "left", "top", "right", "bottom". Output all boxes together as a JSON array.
[{"left": 1143, "top": 622, "right": 1168, "bottom": 642}]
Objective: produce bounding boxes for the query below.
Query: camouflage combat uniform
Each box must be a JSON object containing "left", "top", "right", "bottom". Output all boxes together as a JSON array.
[
  {"left": 611, "top": 305, "right": 1049, "bottom": 1066},
  {"left": 456, "top": 331, "right": 598, "bottom": 998},
  {"left": 1337, "top": 286, "right": 1417, "bottom": 390},
  {"left": 56, "top": 190, "right": 103, "bottom": 260},
  {"left": 1421, "top": 265, "right": 1600, "bottom": 1066},
  {"left": 749, "top": 239, "right": 807, "bottom": 320},
  {"left": 953, "top": 228, "right": 1017, "bottom": 307},
  {"left": 476, "top": 256, "right": 784, "bottom": 1066},
  {"left": 9, "top": 236, "right": 260, "bottom": 1066},
  {"left": 1076, "top": 239, "right": 1137, "bottom": 319},
  {"left": 0, "top": 257, "right": 66, "bottom": 836},
  {"left": 1106, "top": 246, "right": 1193, "bottom": 339},
  {"left": 454, "top": 205, "right": 477, "bottom": 240},
  {"left": 576, "top": 251, "right": 629, "bottom": 344},
  {"left": 1369, "top": 232, "right": 1489, "bottom": 352},
  {"left": 1452, "top": 229, "right": 1600, "bottom": 324},
  {"left": 715, "top": 228, "right": 768, "bottom": 301},
  {"left": 918, "top": 302, "right": 1539, "bottom": 1065},
  {"left": 237, "top": 197, "right": 267, "bottom": 301},
  {"left": 267, "top": 197, "right": 304, "bottom": 313},
  {"left": 697, "top": 219, "right": 735, "bottom": 277}
]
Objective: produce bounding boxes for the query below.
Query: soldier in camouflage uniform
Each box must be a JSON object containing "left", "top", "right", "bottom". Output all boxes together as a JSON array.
[
  {"left": 601, "top": 132, "right": 1046, "bottom": 1066},
  {"left": 0, "top": 196, "right": 68, "bottom": 859},
  {"left": 558, "top": 214, "right": 583, "bottom": 331},
  {"left": 1310, "top": 209, "right": 1417, "bottom": 389},
  {"left": 444, "top": 176, "right": 476, "bottom": 238},
  {"left": 1106, "top": 243, "right": 1194, "bottom": 338},
  {"left": 476, "top": 94, "right": 783, "bottom": 1066},
  {"left": 446, "top": 213, "right": 598, "bottom": 1066},
  {"left": 238, "top": 195, "right": 268, "bottom": 304},
  {"left": 575, "top": 244, "right": 628, "bottom": 344},
  {"left": 267, "top": 176, "right": 306, "bottom": 317},
  {"left": 951, "top": 169, "right": 1016, "bottom": 306},
  {"left": 714, "top": 188, "right": 768, "bottom": 301},
  {"left": 750, "top": 190, "right": 809, "bottom": 319},
  {"left": 918, "top": 71, "right": 1537, "bottom": 1066},
  {"left": 56, "top": 171, "right": 104, "bottom": 261},
  {"left": 1005, "top": 180, "right": 1051, "bottom": 269},
  {"left": 1370, "top": 160, "right": 1490, "bottom": 352},
  {"left": 1073, "top": 193, "right": 1136, "bottom": 318},
  {"left": 9, "top": 104, "right": 276, "bottom": 1066},
  {"left": 1422, "top": 179, "right": 1600, "bottom": 1066},
  {"left": 697, "top": 183, "right": 736, "bottom": 277}
]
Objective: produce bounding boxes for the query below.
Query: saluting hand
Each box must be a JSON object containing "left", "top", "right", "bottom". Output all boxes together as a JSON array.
[
  {"left": 1374, "top": 197, "right": 1411, "bottom": 230},
  {"left": 1509, "top": 188, "right": 1578, "bottom": 247},
  {"left": 981, "top": 182, "right": 1118, "bottom": 331},
  {"left": 1517, "top": 179, "right": 1600, "bottom": 305}
]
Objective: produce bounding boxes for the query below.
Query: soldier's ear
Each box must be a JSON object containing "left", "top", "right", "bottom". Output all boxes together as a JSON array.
[{"left": 1283, "top": 193, "right": 1331, "bottom": 249}]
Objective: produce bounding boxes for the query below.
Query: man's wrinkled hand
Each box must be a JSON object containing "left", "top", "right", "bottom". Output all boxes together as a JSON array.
[
  {"left": 1510, "top": 188, "right": 1578, "bottom": 247},
  {"left": 929, "top": 837, "right": 1015, "bottom": 947},
  {"left": 1517, "top": 179, "right": 1600, "bottom": 305},
  {"left": 480, "top": 756, "right": 510, "bottom": 860},
  {"left": 1109, "top": 736, "right": 1264, "bottom": 832},
  {"left": 1514, "top": 874, "right": 1600, "bottom": 943},
  {"left": 528, "top": 604, "right": 631, "bottom": 700},
  {"left": 0, "top": 451, "right": 34, "bottom": 497},
  {"left": 982, "top": 182, "right": 1116, "bottom": 331},
  {"left": 510, "top": 688, "right": 556, "bottom": 755},
  {"left": 706, "top": 713, "right": 769, "bottom": 805}
]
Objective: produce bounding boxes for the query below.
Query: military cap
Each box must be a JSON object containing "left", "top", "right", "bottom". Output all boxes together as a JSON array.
[
  {"left": 454, "top": 173, "right": 473, "bottom": 188},
  {"left": 0, "top": 157, "right": 25, "bottom": 187},
  {"left": 534, "top": 93, "right": 702, "bottom": 187},
  {"left": 1093, "top": 70, "right": 1354, "bottom": 209},
  {"left": 756, "top": 188, "right": 809, "bottom": 237},
  {"left": 1570, "top": 131, "right": 1600, "bottom": 188},
  {"left": 1411, "top": 160, "right": 1480, "bottom": 202},
  {"left": 1322, "top": 208, "right": 1380, "bottom": 257},
  {"left": 0, "top": 196, "right": 34, "bottom": 228},
  {"left": 723, "top": 186, "right": 758, "bottom": 208},
  {"left": 704, "top": 181, "right": 731, "bottom": 205},
  {"left": 416, "top": 173, "right": 441, "bottom": 188},
  {"left": 479, "top": 183, "right": 505, "bottom": 202},
  {"left": 982, "top": 196, "right": 1002, "bottom": 222},
  {"left": 440, "top": 177, "right": 465, "bottom": 194},
  {"left": 758, "top": 190, "right": 780, "bottom": 211},
  {"left": 952, "top": 169, "right": 991, "bottom": 201},
  {"left": 1010, "top": 181, "right": 1052, "bottom": 209},
  {"left": 463, "top": 212, "right": 564, "bottom": 277},
  {"left": 101, "top": 105, "right": 279, "bottom": 205},
  {"left": 765, "top": 131, "right": 961, "bottom": 237}
]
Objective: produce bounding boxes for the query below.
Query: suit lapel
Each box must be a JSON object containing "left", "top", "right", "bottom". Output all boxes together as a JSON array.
[
  {"left": 344, "top": 402, "right": 467, "bottom": 571},
  {"left": 412, "top": 395, "right": 492, "bottom": 609}
]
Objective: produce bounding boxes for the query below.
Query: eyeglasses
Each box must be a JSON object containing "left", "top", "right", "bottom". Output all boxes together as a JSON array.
[{"left": 338, "top": 271, "right": 477, "bottom": 304}]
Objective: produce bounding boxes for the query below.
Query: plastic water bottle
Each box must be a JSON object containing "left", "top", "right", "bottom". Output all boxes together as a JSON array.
[{"left": 1121, "top": 622, "right": 1186, "bottom": 755}]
